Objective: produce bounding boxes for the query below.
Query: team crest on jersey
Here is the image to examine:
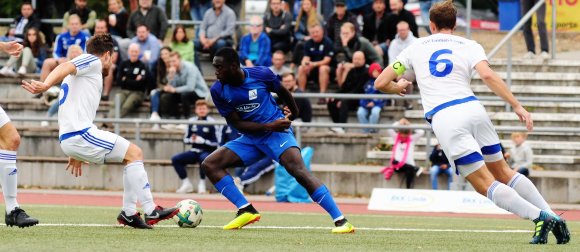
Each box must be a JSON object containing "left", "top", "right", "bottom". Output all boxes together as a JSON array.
[
  {"left": 249, "top": 89, "right": 258, "bottom": 100},
  {"left": 236, "top": 103, "right": 260, "bottom": 113}
]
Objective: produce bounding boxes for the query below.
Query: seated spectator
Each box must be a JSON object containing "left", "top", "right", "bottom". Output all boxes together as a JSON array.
[
  {"left": 383, "top": 0, "right": 418, "bottom": 53},
  {"left": 130, "top": 24, "right": 160, "bottom": 72},
  {"left": 1, "top": 27, "right": 47, "bottom": 75},
  {"left": 291, "top": 0, "right": 323, "bottom": 68},
  {"left": 172, "top": 100, "right": 219, "bottom": 194},
  {"left": 505, "top": 132, "right": 533, "bottom": 177},
  {"left": 10, "top": 2, "right": 41, "bottom": 40},
  {"left": 297, "top": 24, "right": 334, "bottom": 94},
  {"left": 94, "top": 19, "right": 120, "bottom": 101},
  {"left": 62, "top": 0, "right": 97, "bottom": 35},
  {"left": 149, "top": 46, "right": 172, "bottom": 129},
  {"left": 263, "top": 0, "right": 293, "bottom": 53},
  {"left": 127, "top": 0, "right": 169, "bottom": 40},
  {"left": 170, "top": 25, "right": 194, "bottom": 64},
  {"left": 107, "top": 0, "right": 130, "bottom": 38},
  {"left": 357, "top": 63, "right": 384, "bottom": 133},
  {"left": 40, "top": 14, "right": 90, "bottom": 81},
  {"left": 235, "top": 157, "right": 276, "bottom": 192},
  {"left": 280, "top": 72, "right": 312, "bottom": 122},
  {"left": 381, "top": 118, "right": 424, "bottom": 189},
  {"left": 328, "top": 51, "right": 369, "bottom": 133},
  {"left": 0, "top": 28, "right": 23, "bottom": 43},
  {"left": 363, "top": 0, "right": 389, "bottom": 52},
  {"left": 335, "top": 22, "right": 382, "bottom": 82},
  {"left": 239, "top": 16, "right": 272, "bottom": 67},
  {"left": 269, "top": 50, "right": 291, "bottom": 76},
  {"left": 150, "top": 51, "right": 208, "bottom": 121},
  {"left": 194, "top": 0, "right": 236, "bottom": 73},
  {"left": 108, "top": 43, "right": 148, "bottom": 119},
  {"left": 387, "top": 21, "right": 417, "bottom": 64},
  {"left": 429, "top": 144, "right": 452, "bottom": 190},
  {"left": 326, "top": 0, "right": 359, "bottom": 49},
  {"left": 183, "top": 0, "right": 212, "bottom": 37}
]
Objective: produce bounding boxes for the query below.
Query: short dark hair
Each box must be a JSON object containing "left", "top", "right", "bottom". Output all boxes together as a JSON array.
[
  {"left": 430, "top": 0, "right": 456, "bottom": 30},
  {"left": 136, "top": 23, "right": 149, "bottom": 31},
  {"left": 214, "top": 47, "right": 240, "bottom": 67},
  {"left": 22, "top": 1, "right": 32, "bottom": 7},
  {"left": 86, "top": 34, "right": 114, "bottom": 56},
  {"left": 281, "top": 72, "right": 295, "bottom": 80},
  {"left": 169, "top": 51, "right": 181, "bottom": 58}
]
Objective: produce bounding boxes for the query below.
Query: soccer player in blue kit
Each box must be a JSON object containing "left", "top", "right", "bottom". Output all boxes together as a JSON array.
[{"left": 203, "top": 47, "right": 354, "bottom": 233}]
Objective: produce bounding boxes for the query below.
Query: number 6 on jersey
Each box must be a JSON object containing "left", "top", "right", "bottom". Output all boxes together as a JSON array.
[{"left": 429, "top": 49, "right": 453, "bottom": 77}]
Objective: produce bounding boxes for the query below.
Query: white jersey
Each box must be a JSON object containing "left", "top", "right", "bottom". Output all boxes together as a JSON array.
[
  {"left": 396, "top": 33, "right": 487, "bottom": 122},
  {"left": 57, "top": 54, "right": 103, "bottom": 136}
]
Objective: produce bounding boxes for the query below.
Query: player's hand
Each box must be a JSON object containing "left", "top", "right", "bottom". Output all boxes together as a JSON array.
[
  {"left": 513, "top": 105, "right": 533, "bottom": 131},
  {"left": 283, "top": 106, "right": 292, "bottom": 119},
  {"left": 66, "top": 157, "right": 86, "bottom": 177},
  {"left": 395, "top": 78, "right": 412, "bottom": 96},
  {"left": 268, "top": 118, "right": 292, "bottom": 132},
  {"left": 0, "top": 41, "right": 23, "bottom": 57},
  {"left": 21, "top": 79, "right": 51, "bottom": 94}
]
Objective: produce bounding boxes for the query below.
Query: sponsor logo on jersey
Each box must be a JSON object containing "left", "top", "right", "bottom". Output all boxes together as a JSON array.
[
  {"left": 249, "top": 89, "right": 258, "bottom": 100},
  {"left": 235, "top": 103, "right": 260, "bottom": 113}
]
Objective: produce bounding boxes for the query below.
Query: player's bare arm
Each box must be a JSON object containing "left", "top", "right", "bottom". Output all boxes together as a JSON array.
[
  {"left": 276, "top": 86, "right": 299, "bottom": 119},
  {"left": 474, "top": 61, "right": 533, "bottom": 131},
  {"left": 0, "top": 41, "right": 24, "bottom": 57},
  {"left": 226, "top": 111, "right": 291, "bottom": 134},
  {"left": 21, "top": 62, "right": 77, "bottom": 94},
  {"left": 374, "top": 61, "right": 412, "bottom": 96}
]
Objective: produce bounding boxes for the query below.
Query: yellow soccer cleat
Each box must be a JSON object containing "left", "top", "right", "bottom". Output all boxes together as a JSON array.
[
  {"left": 332, "top": 222, "right": 355, "bottom": 234},
  {"left": 223, "top": 212, "right": 261, "bottom": 230}
]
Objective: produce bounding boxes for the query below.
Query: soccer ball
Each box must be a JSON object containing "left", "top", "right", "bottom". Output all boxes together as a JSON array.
[{"left": 173, "top": 199, "right": 203, "bottom": 228}]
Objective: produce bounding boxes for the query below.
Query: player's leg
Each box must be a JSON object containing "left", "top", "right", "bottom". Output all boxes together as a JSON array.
[
  {"left": 171, "top": 151, "right": 198, "bottom": 193},
  {"left": 197, "top": 151, "right": 213, "bottom": 193}
]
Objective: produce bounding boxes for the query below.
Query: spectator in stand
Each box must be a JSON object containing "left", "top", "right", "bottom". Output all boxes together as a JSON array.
[
  {"left": 522, "top": 0, "right": 549, "bottom": 60},
  {"left": 269, "top": 50, "right": 292, "bottom": 76},
  {"left": 172, "top": 100, "right": 220, "bottom": 194},
  {"left": 505, "top": 132, "right": 533, "bottom": 177},
  {"left": 264, "top": 0, "right": 293, "bottom": 53},
  {"left": 297, "top": 24, "right": 334, "bottom": 95},
  {"left": 150, "top": 52, "right": 208, "bottom": 121},
  {"left": 387, "top": 21, "right": 417, "bottom": 64},
  {"left": 281, "top": 72, "right": 312, "bottom": 123},
  {"left": 62, "top": 0, "right": 97, "bottom": 35},
  {"left": 127, "top": 0, "right": 169, "bottom": 40},
  {"left": 239, "top": 16, "right": 272, "bottom": 67},
  {"left": 385, "top": 0, "right": 418, "bottom": 44},
  {"left": 107, "top": 0, "right": 130, "bottom": 38},
  {"left": 194, "top": 0, "right": 236, "bottom": 73},
  {"left": 429, "top": 144, "right": 452, "bottom": 190},
  {"left": 0, "top": 29, "right": 22, "bottom": 43},
  {"left": 149, "top": 46, "right": 172, "bottom": 129},
  {"left": 108, "top": 43, "right": 148, "bottom": 119},
  {"left": 326, "top": 0, "right": 359, "bottom": 49},
  {"left": 1, "top": 27, "right": 46, "bottom": 75},
  {"left": 357, "top": 63, "right": 384, "bottom": 133},
  {"left": 130, "top": 24, "right": 160, "bottom": 72},
  {"left": 39, "top": 14, "right": 90, "bottom": 81},
  {"left": 170, "top": 25, "right": 195, "bottom": 64},
  {"left": 94, "top": 19, "right": 120, "bottom": 101},
  {"left": 418, "top": 0, "right": 443, "bottom": 34},
  {"left": 10, "top": 2, "right": 41, "bottom": 40},
  {"left": 381, "top": 118, "right": 424, "bottom": 189},
  {"left": 183, "top": 0, "right": 212, "bottom": 37},
  {"left": 363, "top": 0, "right": 390, "bottom": 61},
  {"left": 335, "top": 22, "right": 382, "bottom": 83},
  {"left": 291, "top": 0, "right": 323, "bottom": 68},
  {"left": 328, "top": 51, "right": 369, "bottom": 133}
]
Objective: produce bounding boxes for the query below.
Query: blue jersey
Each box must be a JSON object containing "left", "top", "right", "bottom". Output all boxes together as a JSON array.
[
  {"left": 53, "top": 31, "right": 90, "bottom": 58},
  {"left": 210, "top": 66, "right": 285, "bottom": 135}
]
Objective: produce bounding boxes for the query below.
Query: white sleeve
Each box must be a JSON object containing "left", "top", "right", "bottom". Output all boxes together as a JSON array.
[
  {"left": 70, "top": 54, "right": 101, "bottom": 77},
  {"left": 395, "top": 44, "right": 414, "bottom": 71},
  {"left": 468, "top": 43, "right": 488, "bottom": 69}
]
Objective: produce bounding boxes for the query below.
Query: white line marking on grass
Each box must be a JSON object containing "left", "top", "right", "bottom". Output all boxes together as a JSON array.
[{"left": 0, "top": 223, "right": 531, "bottom": 233}]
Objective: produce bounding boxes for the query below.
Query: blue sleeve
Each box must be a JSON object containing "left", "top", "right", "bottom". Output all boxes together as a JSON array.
[
  {"left": 239, "top": 35, "right": 250, "bottom": 62},
  {"left": 210, "top": 83, "right": 235, "bottom": 118},
  {"left": 183, "top": 122, "right": 194, "bottom": 144},
  {"left": 53, "top": 34, "right": 64, "bottom": 58},
  {"left": 252, "top": 67, "right": 281, "bottom": 93}
]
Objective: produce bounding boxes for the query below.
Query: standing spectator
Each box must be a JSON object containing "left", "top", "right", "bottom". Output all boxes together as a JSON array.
[
  {"left": 387, "top": 21, "right": 417, "bottom": 64},
  {"left": 10, "top": 2, "right": 41, "bottom": 40},
  {"left": 39, "top": 14, "right": 90, "bottom": 81},
  {"left": 328, "top": 51, "right": 369, "bottom": 133},
  {"left": 335, "top": 22, "right": 382, "bottom": 82},
  {"left": 429, "top": 144, "right": 453, "bottom": 190},
  {"left": 127, "top": 0, "right": 169, "bottom": 40},
  {"left": 281, "top": 72, "right": 312, "bottom": 122},
  {"left": 107, "top": 0, "right": 130, "bottom": 38},
  {"left": 385, "top": 0, "right": 419, "bottom": 42},
  {"left": 269, "top": 50, "right": 292, "bottom": 75},
  {"left": 418, "top": 0, "right": 443, "bottom": 34},
  {"left": 522, "top": 0, "right": 549, "bottom": 60},
  {"left": 194, "top": 0, "right": 236, "bottom": 73},
  {"left": 357, "top": 63, "right": 384, "bottom": 133},
  {"left": 108, "top": 43, "right": 148, "bottom": 118},
  {"left": 297, "top": 24, "right": 334, "bottom": 95},
  {"left": 170, "top": 25, "right": 195, "bottom": 64},
  {"left": 326, "top": 0, "right": 359, "bottom": 49},
  {"left": 172, "top": 100, "right": 219, "bottom": 194},
  {"left": 505, "top": 132, "right": 533, "bottom": 177},
  {"left": 381, "top": 118, "right": 424, "bottom": 189},
  {"left": 363, "top": 0, "right": 390, "bottom": 61},
  {"left": 183, "top": 0, "right": 212, "bottom": 37},
  {"left": 130, "top": 24, "right": 160, "bottom": 72},
  {"left": 292, "top": 0, "right": 323, "bottom": 67},
  {"left": 62, "top": 0, "right": 97, "bottom": 35},
  {"left": 1, "top": 28, "right": 46, "bottom": 75},
  {"left": 239, "top": 16, "right": 272, "bottom": 67},
  {"left": 264, "top": 0, "right": 293, "bottom": 53}
]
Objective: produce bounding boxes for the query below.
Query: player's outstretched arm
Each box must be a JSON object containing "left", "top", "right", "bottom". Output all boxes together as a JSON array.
[
  {"left": 276, "top": 86, "right": 299, "bottom": 119},
  {"left": 21, "top": 62, "right": 77, "bottom": 94},
  {"left": 374, "top": 62, "right": 411, "bottom": 96},
  {"left": 475, "top": 61, "right": 533, "bottom": 131},
  {"left": 0, "top": 41, "right": 23, "bottom": 57}
]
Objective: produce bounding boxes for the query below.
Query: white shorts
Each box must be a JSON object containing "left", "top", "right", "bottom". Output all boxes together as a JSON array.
[
  {"left": 431, "top": 101, "right": 503, "bottom": 177},
  {"left": 0, "top": 106, "right": 10, "bottom": 128},
  {"left": 60, "top": 127, "right": 130, "bottom": 164}
]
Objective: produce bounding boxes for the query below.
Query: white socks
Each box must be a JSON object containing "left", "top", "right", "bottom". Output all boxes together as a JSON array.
[
  {"left": 508, "top": 173, "right": 554, "bottom": 214},
  {"left": 122, "top": 167, "right": 138, "bottom": 216},
  {"left": 123, "top": 161, "right": 155, "bottom": 215},
  {"left": 0, "top": 150, "right": 19, "bottom": 212},
  {"left": 487, "top": 181, "right": 541, "bottom": 220}
]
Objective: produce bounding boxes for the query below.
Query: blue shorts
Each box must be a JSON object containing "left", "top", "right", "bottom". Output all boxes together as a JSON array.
[{"left": 224, "top": 130, "right": 299, "bottom": 166}]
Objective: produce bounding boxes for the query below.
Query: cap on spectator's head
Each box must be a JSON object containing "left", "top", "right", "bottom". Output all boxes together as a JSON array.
[
  {"left": 335, "top": 0, "right": 346, "bottom": 6},
  {"left": 369, "top": 63, "right": 383, "bottom": 76}
]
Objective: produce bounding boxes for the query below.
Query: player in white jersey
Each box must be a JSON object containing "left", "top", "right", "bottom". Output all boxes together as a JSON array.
[
  {"left": 21, "top": 34, "right": 178, "bottom": 229},
  {"left": 0, "top": 41, "right": 39, "bottom": 228},
  {"left": 374, "top": 1, "right": 570, "bottom": 245}
]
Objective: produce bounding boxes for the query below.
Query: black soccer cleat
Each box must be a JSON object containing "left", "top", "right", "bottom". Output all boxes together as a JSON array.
[
  {"left": 117, "top": 211, "right": 152, "bottom": 229},
  {"left": 529, "top": 214, "right": 557, "bottom": 244},
  {"left": 5, "top": 207, "right": 39, "bottom": 228},
  {"left": 552, "top": 219, "right": 571, "bottom": 244},
  {"left": 144, "top": 206, "right": 179, "bottom": 226}
]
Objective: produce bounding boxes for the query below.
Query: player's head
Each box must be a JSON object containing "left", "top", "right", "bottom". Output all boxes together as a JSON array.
[
  {"left": 213, "top": 47, "right": 241, "bottom": 84},
  {"left": 195, "top": 100, "right": 209, "bottom": 117},
  {"left": 86, "top": 34, "right": 115, "bottom": 76},
  {"left": 429, "top": 0, "right": 456, "bottom": 33},
  {"left": 67, "top": 45, "right": 83, "bottom": 60}
]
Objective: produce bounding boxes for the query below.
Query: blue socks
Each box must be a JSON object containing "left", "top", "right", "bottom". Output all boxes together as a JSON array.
[
  {"left": 310, "top": 185, "right": 344, "bottom": 221},
  {"left": 215, "top": 175, "right": 249, "bottom": 209}
]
